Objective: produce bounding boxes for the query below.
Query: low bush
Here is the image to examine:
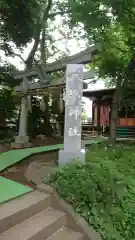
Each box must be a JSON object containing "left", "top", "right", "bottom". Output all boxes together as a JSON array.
[{"left": 45, "top": 144, "right": 135, "bottom": 240}]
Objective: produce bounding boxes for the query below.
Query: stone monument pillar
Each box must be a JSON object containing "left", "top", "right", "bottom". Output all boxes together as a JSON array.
[{"left": 58, "top": 64, "right": 85, "bottom": 165}]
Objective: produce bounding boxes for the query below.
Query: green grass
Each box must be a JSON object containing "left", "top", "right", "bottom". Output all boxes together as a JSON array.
[
  {"left": 45, "top": 143, "right": 135, "bottom": 240},
  {"left": 0, "top": 176, "right": 33, "bottom": 204},
  {"left": 0, "top": 138, "right": 103, "bottom": 172}
]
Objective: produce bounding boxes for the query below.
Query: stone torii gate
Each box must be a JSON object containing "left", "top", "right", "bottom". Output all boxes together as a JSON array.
[{"left": 12, "top": 46, "right": 97, "bottom": 155}]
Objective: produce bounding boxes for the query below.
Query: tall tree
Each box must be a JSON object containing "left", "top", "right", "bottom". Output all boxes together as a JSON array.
[
  {"left": 0, "top": 0, "right": 76, "bottom": 138},
  {"left": 0, "top": 0, "right": 75, "bottom": 70},
  {"left": 92, "top": 23, "right": 132, "bottom": 145},
  {"left": 68, "top": 0, "right": 135, "bottom": 144}
]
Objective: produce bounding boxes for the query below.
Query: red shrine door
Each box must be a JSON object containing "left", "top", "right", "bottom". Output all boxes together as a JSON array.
[
  {"left": 100, "top": 105, "right": 110, "bottom": 126},
  {"left": 94, "top": 105, "right": 110, "bottom": 126}
]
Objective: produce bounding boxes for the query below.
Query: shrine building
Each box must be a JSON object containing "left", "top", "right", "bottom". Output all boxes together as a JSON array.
[{"left": 83, "top": 88, "right": 135, "bottom": 138}]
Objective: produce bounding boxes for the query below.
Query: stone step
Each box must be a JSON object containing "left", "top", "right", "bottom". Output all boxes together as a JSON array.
[
  {"left": 0, "top": 191, "right": 51, "bottom": 233},
  {"left": 0, "top": 207, "right": 66, "bottom": 240},
  {"left": 47, "top": 227, "right": 84, "bottom": 240}
]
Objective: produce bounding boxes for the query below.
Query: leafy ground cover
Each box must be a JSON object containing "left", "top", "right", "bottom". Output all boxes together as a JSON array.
[{"left": 45, "top": 142, "right": 135, "bottom": 240}]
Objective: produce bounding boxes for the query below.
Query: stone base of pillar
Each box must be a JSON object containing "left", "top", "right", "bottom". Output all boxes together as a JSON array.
[
  {"left": 58, "top": 149, "right": 85, "bottom": 165},
  {"left": 11, "top": 136, "right": 32, "bottom": 149},
  {"left": 15, "top": 135, "right": 29, "bottom": 144}
]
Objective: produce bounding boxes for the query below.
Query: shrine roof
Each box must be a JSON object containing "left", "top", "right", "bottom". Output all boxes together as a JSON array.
[{"left": 83, "top": 87, "right": 116, "bottom": 98}]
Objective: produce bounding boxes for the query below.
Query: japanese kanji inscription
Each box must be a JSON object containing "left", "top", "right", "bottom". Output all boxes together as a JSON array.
[{"left": 64, "top": 64, "right": 83, "bottom": 152}]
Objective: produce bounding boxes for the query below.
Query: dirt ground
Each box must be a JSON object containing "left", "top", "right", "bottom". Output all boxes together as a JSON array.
[
  {"left": 0, "top": 136, "right": 63, "bottom": 153},
  {"left": 0, "top": 137, "right": 61, "bottom": 189},
  {"left": 0, "top": 150, "right": 58, "bottom": 189},
  {"left": 0, "top": 137, "right": 91, "bottom": 189}
]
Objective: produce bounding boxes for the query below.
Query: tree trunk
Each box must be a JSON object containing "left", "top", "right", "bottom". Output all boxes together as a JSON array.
[
  {"left": 109, "top": 81, "right": 121, "bottom": 146},
  {"left": 26, "top": 27, "right": 41, "bottom": 69},
  {"left": 25, "top": 0, "right": 52, "bottom": 69}
]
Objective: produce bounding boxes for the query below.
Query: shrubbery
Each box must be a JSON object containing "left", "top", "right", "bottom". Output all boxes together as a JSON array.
[{"left": 45, "top": 144, "right": 135, "bottom": 240}]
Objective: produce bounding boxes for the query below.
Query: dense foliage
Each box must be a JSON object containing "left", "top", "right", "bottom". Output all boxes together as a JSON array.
[
  {"left": 46, "top": 143, "right": 135, "bottom": 240},
  {"left": 0, "top": 63, "right": 20, "bottom": 138},
  {"left": 0, "top": 88, "right": 17, "bottom": 122},
  {"left": 0, "top": 88, "right": 18, "bottom": 139},
  {"left": 1, "top": 0, "right": 135, "bottom": 141},
  {"left": 93, "top": 23, "right": 131, "bottom": 81},
  {"left": 0, "top": 0, "right": 40, "bottom": 47}
]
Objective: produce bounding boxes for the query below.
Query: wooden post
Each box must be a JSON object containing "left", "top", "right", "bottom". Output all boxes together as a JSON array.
[
  {"left": 92, "top": 106, "right": 94, "bottom": 123},
  {"left": 97, "top": 99, "right": 101, "bottom": 136}
]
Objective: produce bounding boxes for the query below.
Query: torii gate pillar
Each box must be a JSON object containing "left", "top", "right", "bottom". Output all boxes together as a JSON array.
[
  {"left": 15, "top": 97, "right": 29, "bottom": 145},
  {"left": 11, "top": 77, "right": 31, "bottom": 148}
]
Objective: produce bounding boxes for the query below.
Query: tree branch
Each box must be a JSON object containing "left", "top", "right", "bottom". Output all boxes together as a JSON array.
[
  {"left": 40, "top": 27, "right": 46, "bottom": 64},
  {"left": 48, "top": 10, "right": 71, "bottom": 18},
  {"left": 47, "top": 36, "right": 73, "bottom": 48},
  {"left": 25, "top": 25, "right": 42, "bottom": 69},
  {"left": 13, "top": 53, "right": 25, "bottom": 63},
  {"left": 44, "top": 0, "right": 53, "bottom": 20}
]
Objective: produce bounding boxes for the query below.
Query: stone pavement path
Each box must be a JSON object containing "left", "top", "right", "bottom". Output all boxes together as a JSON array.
[{"left": 25, "top": 160, "right": 57, "bottom": 185}]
